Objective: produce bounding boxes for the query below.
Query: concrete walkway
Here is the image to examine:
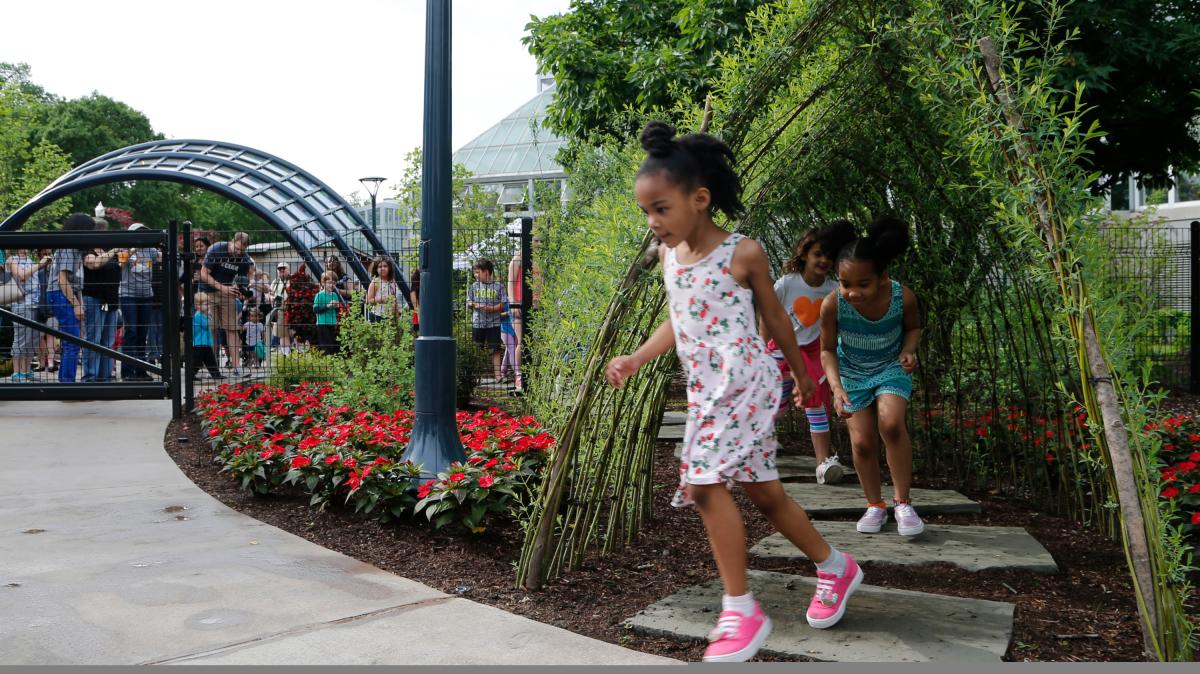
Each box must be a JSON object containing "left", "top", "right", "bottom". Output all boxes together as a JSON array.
[{"left": 0, "top": 400, "right": 676, "bottom": 666}]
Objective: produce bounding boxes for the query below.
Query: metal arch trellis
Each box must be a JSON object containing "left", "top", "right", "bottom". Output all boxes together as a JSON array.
[{"left": 0, "top": 139, "right": 410, "bottom": 299}]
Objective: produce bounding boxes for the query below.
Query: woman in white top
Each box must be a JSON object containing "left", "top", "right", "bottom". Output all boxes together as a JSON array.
[{"left": 365, "top": 257, "right": 401, "bottom": 323}]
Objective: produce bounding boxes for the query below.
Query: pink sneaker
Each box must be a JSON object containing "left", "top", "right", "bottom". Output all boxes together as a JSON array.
[
  {"left": 806, "top": 554, "right": 864, "bottom": 629},
  {"left": 894, "top": 502, "right": 925, "bottom": 536},
  {"left": 702, "top": 603, "right": 773, "bottom": 662}
]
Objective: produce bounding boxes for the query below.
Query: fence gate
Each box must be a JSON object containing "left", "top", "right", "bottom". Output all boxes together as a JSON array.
[{"left": 0, "top": 223, "right": 183, "bottom": 417}]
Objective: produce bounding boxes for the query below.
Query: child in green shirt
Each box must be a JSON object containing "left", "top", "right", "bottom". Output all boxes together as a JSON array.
[{"left": 313, "top": 271, "right": 341, "bottom": 355}]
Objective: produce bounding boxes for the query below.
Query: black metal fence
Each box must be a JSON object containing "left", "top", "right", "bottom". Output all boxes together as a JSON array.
[
  {"left": 1102, "top": 220, "right": 1199, "bottom": 392},
  {"left": 175, "top": 219, "right": 532, "bottom": 404},
  {"left": 0, "top": 217, "right": 533, "bottom": 410},
  {"left": 0, "top": 225, "right": 182, "bottom": 411}
]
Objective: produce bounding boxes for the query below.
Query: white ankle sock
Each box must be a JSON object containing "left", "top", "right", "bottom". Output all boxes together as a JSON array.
[
  {"left": 815, "top": 546, "right": 847, "bottom": 577},
  {"left": 722, "top": 591, "right": 756, "bottom": 615}
]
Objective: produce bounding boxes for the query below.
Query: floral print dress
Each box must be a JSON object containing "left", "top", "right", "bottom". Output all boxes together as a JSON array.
[{"left": 665, "top": 232, "right": 781, "bottom": 507}]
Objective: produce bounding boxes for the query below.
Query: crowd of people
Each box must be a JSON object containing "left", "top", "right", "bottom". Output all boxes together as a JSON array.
[
  {"left": 3, "top": 215, "right": 533, "bottom": 388},
  {"left": 3, "top": 213, "right": 167, "bottom": 383}
]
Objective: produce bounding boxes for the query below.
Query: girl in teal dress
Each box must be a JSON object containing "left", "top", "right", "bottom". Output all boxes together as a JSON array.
[{"left": 818, "top": 216, "right": 925, "bottom": 537}]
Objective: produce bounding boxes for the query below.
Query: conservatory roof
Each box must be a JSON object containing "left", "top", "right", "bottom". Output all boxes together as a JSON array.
[{"left": 453, "top": 86, "right": 566, "bottom": 182}]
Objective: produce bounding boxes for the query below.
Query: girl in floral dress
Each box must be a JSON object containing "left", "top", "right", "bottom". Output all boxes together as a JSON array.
[{"left": 606, "top": 122, "right": 863, "bottom": 663}]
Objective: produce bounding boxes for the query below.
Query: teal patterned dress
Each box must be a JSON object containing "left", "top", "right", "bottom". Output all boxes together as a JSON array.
[
  {"left": 836, "top": 279, "right": 912, "bottom": 412},
  {"left": 664, "top": 233, "right": 781, "bottom": 508}
]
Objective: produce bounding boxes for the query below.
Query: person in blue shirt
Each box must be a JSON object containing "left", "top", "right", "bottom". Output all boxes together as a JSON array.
[{"left": 191, "top": 294, "right": 224, "bottom": 379}]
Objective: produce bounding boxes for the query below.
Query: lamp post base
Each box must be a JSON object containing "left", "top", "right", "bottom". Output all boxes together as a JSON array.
[{"left": 404, "top": 335, "right": 466, "bottom": 479}]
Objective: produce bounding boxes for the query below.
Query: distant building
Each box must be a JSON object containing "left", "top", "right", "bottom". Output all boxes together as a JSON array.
[{"left": 453, "top": 74, "right": 568, "bottom": 214}]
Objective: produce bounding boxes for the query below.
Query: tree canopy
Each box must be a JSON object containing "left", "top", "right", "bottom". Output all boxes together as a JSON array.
[
  {"left": 527, "top": 0, "right": 1200, "bottom": 187},
  {"left": 524, "top": 0, "right": 768, "bottom": 142}
]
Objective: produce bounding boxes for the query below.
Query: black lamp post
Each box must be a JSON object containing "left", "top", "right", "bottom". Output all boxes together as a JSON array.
[
  {"left": 359, "top": 176, "right": 386, "bottom": 232},
  {"left": 403, "top": 0, "right": 465, "bottom": 477}
]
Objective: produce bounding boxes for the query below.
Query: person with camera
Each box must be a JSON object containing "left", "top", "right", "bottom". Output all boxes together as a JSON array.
[{"left": 197, "top": 231, "right": 254, "bottom": 377}]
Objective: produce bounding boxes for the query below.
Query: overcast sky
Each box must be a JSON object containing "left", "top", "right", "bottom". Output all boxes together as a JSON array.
[{"left": 0, "top": 0, "right": 571, "bottom": 202}]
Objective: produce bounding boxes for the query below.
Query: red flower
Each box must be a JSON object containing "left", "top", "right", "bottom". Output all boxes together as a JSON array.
[
  {"left": 1191, "top": 451, "right": 1200, "bottom": 462},
  {"left": 975, "top": 427, "right": 988, "bottom": 438},
  {"left": 479, "top": 475, "right": 495, "bottom": 488},
  {"left": 343, "top": 457, "right": 358, "bottom": 469},
  {"left": 449, "top": 473, "right": 466, "bottom": 483},
  {"left": 1189, "top": 484, "right": 1200, "bottom": 494},
  {"left": 291, "top": 456, "right": 312, "bottom": 468},
  {"left": 1045, "top": 453, "right": 1055, "bottom": 464},
  {"left": 325, "top": 454, "right": 341, "bottom": 465},
  {"left": 1192, "top": 512, "right": 1200, "bottom": 525},
  {"left": 1178, "top": 461, "right": 1197, "bottom": 473},
  {"left": 1161, "top": 486, "right": 1180, "bottom": 500},
  {"left": 417, "top": 485, "right": 432, "bottom": 498},
  {"left": 346, "top": 471, "right": 362, "bottom": 490}
]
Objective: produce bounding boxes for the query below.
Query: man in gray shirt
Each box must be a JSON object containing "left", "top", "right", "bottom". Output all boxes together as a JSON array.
[{"left": 118, "top": 222, "right": 162, "bottom": 380}]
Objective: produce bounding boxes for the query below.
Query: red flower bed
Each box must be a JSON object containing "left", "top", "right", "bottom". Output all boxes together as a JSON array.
[
  {"left": 919, "top": 402, "right": 1199, "bottom": 538},
  {"left": 1145, "top": 414, "right": 1200, "bottom": 536},
  {"left": 198, "top": 382, "right": 551, "bottom": 531}
]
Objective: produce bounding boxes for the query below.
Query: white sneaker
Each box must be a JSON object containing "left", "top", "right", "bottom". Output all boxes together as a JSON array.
[
  {"left": 894, "top": 502, "right": 925, "bottom": 537},
  {"left": 815, "top": 456, "right": 845, "bottom": 485},
  {"left": 856, "top": 506, "right": 889, "bottom": 533}
]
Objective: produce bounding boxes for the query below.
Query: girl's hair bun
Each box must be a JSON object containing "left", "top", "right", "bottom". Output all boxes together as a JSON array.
[
  {"left": 865, "top": 213, "right": 910, "bottom": 266},
  {"left": 640, "top": 121, "right": 677, "bottom": 158},
  {"left": 818, "top": 219, "right": 858, "bottom": 261}
]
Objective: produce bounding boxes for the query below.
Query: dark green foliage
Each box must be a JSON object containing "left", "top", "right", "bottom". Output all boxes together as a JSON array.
[
  {"left": 1018, "top": 1, "right": 1200, "bottom": 189},
  {"left": 524, "top": 0, "right": 767, "bottom": 142}
]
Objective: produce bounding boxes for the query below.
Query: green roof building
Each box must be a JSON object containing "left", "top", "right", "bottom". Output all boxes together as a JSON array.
[{"left": 453, "top": 75, "right": 566, "bottom": 209}]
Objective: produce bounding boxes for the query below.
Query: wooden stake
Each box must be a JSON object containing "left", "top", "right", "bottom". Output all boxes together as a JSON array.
[{"left": 977, "top": 36, "right": 1160, "bottom": 660}]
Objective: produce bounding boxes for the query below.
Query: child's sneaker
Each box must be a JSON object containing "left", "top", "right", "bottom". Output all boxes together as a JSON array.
[
  {"left": 702, "top": 602, "right": 772, "bottom": 662},
  {"left": 806, "top": 553, "right": 863, "bottom": 629},
  {"left": 815, "top": 456, "right": 845, "bottom": 485},
  {"left": 894, "top": 502, "right": 925, "bottom": 537},
  {"left": 856, "top": 505, "right": 888, "bottom": 533}
]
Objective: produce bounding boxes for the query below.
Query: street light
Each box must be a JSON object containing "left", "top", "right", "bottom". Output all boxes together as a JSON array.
[
  {"left": 402, "top": 0, "right": 465, "bottom": 478},
  {"left": 358, "top": 176, "right": 386, "bottom": 232}
]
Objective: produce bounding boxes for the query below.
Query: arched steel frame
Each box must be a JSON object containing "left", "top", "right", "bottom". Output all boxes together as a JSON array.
[{"left": 0, "top": 139, "right": 404, "bottom": 292}]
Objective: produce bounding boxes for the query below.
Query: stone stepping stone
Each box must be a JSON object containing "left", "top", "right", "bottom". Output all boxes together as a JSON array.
[
  {"left": 657, "top": 424, "right": 686, "bottom": 441},
  {"left": 661, "top": 410, "right": 688, "bottom": 426},
  {"left": 626, "top": 569, "right": 1014, "bottom": 662},
  {"left": 751, "top": 522, "right": 1057, "bottom": 573},
  {"left": 673, "top": 443, "right": 857, "bottom": 481},
  {"left": 776, "top": 453, "right": 857, "bottom": 480},
  {"left": 782, "top": 482, "right": 980, "bottom": 517}
]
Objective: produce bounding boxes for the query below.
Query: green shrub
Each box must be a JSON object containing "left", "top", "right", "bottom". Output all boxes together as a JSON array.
[
  {"left": 267, "top": 348, "right": 338, "bottom": 388},
  {"left": 453, "top": 321, "right": 488, "bottom": 408},
  {"left": 327, "top": 293, "right": 416, "bottom": 413}
]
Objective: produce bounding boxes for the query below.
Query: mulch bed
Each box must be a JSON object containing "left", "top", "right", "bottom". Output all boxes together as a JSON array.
[{"left": 163, "top": 409, "right": 1157, "bottom": 663}]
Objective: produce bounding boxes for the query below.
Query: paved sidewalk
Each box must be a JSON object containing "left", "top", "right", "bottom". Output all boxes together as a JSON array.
[{"left": 0, "top": 400, "right": 677, "bottom": 665}]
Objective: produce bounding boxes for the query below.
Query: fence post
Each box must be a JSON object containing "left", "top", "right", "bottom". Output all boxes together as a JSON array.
[
  {"left": 520, "top": 216, "right": 533, "bottom": 345},
  {"left": 183, "top": 221, "right": 195, "bottom": 412},
  {"left": 1191, "top": 221, "right": 1199, "bottom": 393},
  {"left": 167, "top": 220, "right": 182, "bottom": 420}
]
